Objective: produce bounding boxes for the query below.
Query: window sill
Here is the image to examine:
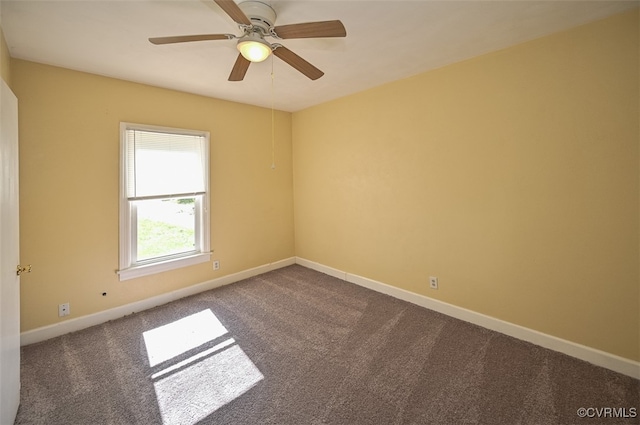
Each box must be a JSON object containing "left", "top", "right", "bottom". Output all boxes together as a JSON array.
[{"left": 117, "top": 252, "right": 212, "bottom": 281}]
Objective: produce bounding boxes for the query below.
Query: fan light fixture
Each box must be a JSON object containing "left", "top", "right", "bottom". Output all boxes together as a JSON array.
[{"left": 237, "top": 34, "right": 272, "bottom": 62}]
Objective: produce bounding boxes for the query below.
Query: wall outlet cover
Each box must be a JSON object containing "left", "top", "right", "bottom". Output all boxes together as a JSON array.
[
  {"left": 429, "top": 277, "right": 438, "bottom": 289},
  {"left": 58, "top": 303, "right": 70, "bottom": 317}
]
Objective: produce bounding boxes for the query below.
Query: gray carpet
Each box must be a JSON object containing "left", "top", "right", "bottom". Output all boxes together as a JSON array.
[{"left": 15, "top": 265, "right": 640, "bottom": 424}]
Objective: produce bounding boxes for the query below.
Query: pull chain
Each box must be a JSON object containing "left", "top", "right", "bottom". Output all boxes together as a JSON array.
[{"left": 270, "top": 54, "right": 276, "bottom": 170}]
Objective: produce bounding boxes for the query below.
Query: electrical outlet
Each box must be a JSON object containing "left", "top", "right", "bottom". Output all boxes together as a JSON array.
[
  {"left": 58, "top": 303, "right": 70, "bottom": 317},
  {"left": 213, "top": 260, "right": 220, "bottom": 271},
  {"left": 429, "top": 277, "right": 438, "bottom": 289}
]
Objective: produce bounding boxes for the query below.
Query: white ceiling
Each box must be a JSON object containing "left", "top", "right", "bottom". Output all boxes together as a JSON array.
[{"left": 1, "top": 0, "right": 637, "bottom": 112}]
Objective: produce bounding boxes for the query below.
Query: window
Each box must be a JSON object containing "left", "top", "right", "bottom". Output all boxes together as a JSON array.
[{"left": 118, "top": 122, "right": 211, "bottom": 281}]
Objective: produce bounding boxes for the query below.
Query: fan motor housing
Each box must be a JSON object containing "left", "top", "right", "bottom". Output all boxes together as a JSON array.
[{"left": 238, "top": 1, "right": 277, "bottom": 32}]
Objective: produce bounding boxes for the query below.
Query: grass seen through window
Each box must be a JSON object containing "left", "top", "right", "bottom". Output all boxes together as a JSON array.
[{"left": 137, "top": 198, "right": 196, "bottom": 261}]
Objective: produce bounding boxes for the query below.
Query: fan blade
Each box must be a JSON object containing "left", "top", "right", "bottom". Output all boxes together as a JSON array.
[
  {"left": 272, "top": 20, "right": 346, "bottom": 39},
  {"left": 214, "top": 0, "right": 251, "bottom": 26},
  {"left": 229, "top": 54, "right": 251, "bottom": 81},
  {"left": 273, "top": 46, "right": 324, "bottom": 80},
  {"left": 149, "top": 34, "right": 230, "bottom": 45}
]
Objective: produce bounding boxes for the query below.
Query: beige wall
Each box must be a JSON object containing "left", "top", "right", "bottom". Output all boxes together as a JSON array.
[
  {"left": 293, "top": 10, "right": 639, "bottom": 361},
  {"left": 12, "top": 60, "right": 294, "bottom": 331}
]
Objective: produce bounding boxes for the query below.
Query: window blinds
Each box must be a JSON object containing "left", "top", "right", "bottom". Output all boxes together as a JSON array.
[{"left": 126, "top": 129, "right": 206, "bottom": 200}]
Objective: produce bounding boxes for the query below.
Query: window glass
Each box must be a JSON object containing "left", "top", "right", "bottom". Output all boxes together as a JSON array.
[{"left": 136, "top": 197, "right": 196, "bottom": 262}]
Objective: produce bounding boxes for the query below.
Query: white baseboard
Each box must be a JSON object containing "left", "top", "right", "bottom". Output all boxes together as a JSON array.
[
  {"left": 295, "top": 257, "right": 640, "bottom": 380},
  {"left": 22, "top": 256, "right": 638, "bottom": 379},
  {"left": 20, "top": 257, "right": 296, "bottom": 347}
]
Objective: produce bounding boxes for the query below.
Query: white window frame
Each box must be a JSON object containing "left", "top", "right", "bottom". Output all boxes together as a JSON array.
[{"left": 118, "top": 122, "right": 211, "bottom": 281}]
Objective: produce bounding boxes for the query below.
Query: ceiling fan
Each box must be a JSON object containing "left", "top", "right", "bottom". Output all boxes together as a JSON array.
[{"left": 149, "top": 0, "right": 346, "bottom": 81}]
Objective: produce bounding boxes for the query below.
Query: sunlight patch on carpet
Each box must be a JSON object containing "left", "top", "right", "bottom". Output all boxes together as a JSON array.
[
  {"left": 143, "top": 309, "right": 264, "bottom": 425},
  {"left": 143, "top": 309, "right": 228, "bottom": 367}
]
